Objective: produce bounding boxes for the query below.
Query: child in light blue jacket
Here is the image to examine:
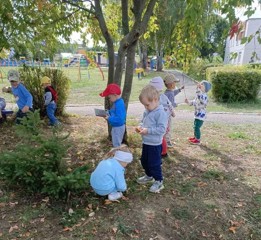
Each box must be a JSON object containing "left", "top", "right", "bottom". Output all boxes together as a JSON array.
[
  {"left": 136, "top": 85, "right": 168, "bottom": 193},
  {"left": 90, "top": 145, "right": 133, "bottom": 201}
]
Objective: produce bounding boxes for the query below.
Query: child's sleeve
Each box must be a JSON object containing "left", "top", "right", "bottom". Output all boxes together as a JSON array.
[
  {"left": 44, "top": 91, "right": 52, "bottom": 105},
  {"left": 108, "top": 101, "right": 126, "bottom": 125},
  {"left": 173, "top": 88, "right": 181, "bottom": 97},
  {"left": 21, "top": 85, "right": 33, "bottom": 107},
  {"left": 114, "top": 169, "right": 127, "bottom": 192}
]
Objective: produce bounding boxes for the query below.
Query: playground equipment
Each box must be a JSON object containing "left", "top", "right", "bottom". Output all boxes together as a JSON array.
[{"left": 77, "top": 50, "right": 105, "bottom": 81}]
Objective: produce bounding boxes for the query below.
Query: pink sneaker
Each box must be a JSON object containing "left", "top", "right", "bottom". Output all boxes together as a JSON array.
[
  {"left": 188, "top": 137, "right": 195, "bottom": 141},
  {"left": 189, "top": 138, "right": 200, "bottom": 145}
]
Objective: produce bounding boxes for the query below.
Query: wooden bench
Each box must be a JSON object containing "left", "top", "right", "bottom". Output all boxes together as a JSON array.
[{"left": 1, "top": 109, "right": 14, "bottom": 122}]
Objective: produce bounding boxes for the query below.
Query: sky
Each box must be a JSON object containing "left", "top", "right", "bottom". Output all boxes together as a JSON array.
[{"left": 236, "top": 0, "right": 261, "bottom": 20}]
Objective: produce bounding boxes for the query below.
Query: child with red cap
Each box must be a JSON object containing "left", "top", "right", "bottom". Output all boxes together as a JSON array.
[{"left": 100, "top": 84, "right": 126, "bottom": 147}]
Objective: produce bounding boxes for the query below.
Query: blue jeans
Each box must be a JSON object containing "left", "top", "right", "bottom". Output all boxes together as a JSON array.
[
  {"left": 16, "top": 108, "right": 34, "bottom": 124},
  {"left": 47, "top": 102, "right": 59, "bottom": 125}
]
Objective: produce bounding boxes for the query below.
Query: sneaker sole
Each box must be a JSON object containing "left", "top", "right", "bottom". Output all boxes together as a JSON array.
[
  {"left": 149, "top": 185, "right": 164, "bottom": 193},
  {"left": 136, "top": 179, "right": 155, "bottom": 185},
  {"left": 189, "top": 141, "right": 200, "bottom": 145}
]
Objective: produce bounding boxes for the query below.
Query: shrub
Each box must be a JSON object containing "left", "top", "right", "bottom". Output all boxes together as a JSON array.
[
  {"left": 187, "top": 58, "right": 223, "bottom": 81},
  {"left": 19, "top": 66, "right": 71, "bottom": 116},
  {"left": 208, "top": 68, "right": 261, "bottom": 102},
  {"left": 0, "top": 111, "right": 89, "bottom": 200}
]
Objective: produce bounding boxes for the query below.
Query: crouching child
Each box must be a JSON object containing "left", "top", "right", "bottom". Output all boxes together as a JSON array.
[{"left": 90, "top": 145, "right": 133, "bottom": 201}]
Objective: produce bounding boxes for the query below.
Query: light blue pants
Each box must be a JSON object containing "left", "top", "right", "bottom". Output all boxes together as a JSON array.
[
  {"left": 111, "top": 124, "right": 125, "bottom": 147},
  {"left": 47, "top": 102, "right": 59, "bottom": 125}
]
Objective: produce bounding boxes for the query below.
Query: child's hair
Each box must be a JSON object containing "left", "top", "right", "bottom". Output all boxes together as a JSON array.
[
  {"left": 107, "top": 144, "right": 131, "bottom": 157},
  {"left": 139, "top": 85, "right": 160, "bottom": 102}
]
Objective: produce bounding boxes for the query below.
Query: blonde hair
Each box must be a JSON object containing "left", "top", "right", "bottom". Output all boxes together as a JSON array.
[
  {"left": 107, "top": 144, "right": 131, "bottom": 157},
  {"left": 139, "top": 85, "right": 159, "bottom": 103}
]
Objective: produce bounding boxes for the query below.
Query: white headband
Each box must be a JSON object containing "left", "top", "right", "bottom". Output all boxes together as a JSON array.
[{"left": 114, "top": 150, "right": 133, "bottom": 163}]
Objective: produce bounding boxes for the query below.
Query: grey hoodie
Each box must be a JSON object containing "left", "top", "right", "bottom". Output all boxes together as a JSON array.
[{"left": 140, "top": 105, "right": 168, "bottom": 146}]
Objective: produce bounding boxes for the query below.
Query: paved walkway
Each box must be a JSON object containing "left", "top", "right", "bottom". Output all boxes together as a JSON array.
[
  {"left": 65, "top": 103, "right": 261, "bottom": 124},
  {"left": 65, "top": 70, "right": 261, "bottom": 124}
]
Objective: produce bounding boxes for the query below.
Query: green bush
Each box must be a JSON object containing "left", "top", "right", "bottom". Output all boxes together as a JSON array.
[
  {"left": 0, "top": 111, "right": 89, "bottom": 200},
  {"left": 187, "top": 58, "right": 223, "bottom": 81},
  {"left": 19, "top": 66, "right": 71, "bottom": 116},
  {"left": 208, "top": 68, "right": 261, "bottom": 102}
]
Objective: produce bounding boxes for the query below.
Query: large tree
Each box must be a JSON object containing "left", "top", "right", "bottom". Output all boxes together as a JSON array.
[{"left": 1, "top": 0, "right": 259, "bottom": 105}]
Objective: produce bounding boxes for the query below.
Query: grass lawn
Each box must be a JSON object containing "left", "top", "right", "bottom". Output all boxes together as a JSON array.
[
  {"left": 0, "top": 116, "right": 260, "bottom": 239},
  {"left": 1, "top": 66, "right": 260, "bottom": 113},
  {"left": 0, "top": 66, "right": 260, "bottom": 239}
]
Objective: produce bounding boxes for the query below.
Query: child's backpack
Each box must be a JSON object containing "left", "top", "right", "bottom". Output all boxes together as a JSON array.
[{"left": 47, "top": 86, "right": 58, "bottom": 103}]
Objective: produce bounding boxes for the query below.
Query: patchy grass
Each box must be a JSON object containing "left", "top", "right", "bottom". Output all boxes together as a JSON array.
[{"left": 0, "top": 116, "right": 261, "bottom": 239}]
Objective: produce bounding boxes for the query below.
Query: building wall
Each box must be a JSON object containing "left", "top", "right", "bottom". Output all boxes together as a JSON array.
[{"left": 224, "top": 18, "right": 261, "bottom": 65}]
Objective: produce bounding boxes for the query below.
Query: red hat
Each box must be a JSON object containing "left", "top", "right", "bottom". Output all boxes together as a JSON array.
[{"left": 99, "top": 83, "right": 121, "bottom": 97}]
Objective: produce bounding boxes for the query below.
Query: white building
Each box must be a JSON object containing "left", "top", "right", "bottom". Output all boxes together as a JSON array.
[{"left": 224, "top": 18, "right": 261, "bottom": 65}]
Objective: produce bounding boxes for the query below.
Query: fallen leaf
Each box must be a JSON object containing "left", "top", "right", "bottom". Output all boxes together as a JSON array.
[
  {"left": 63, "top": 227, "right": 73, "bottom": 232},
  {"left": 165, "top": 208, "right": 170, "bottom": 213},
  {"left": 229, "top": 226, "right": 236, "bottom": 234},
  {"left": 112, "top": 227, "right": 118, "bottom": 233},
  {"left": 9, "top": 225, "right": 19, "bottom": 233},
  {"left": 89, "top": 212, "right": 95, "bottom": 217},
  {"left": 104, "top": 199, "right": 113, "bottom": 205},
  {"left": 122, "top": 195, "right": 129, "bottom": 200},
  {"left": 197, "top": 182, "right": 207, "bottom": 187}
]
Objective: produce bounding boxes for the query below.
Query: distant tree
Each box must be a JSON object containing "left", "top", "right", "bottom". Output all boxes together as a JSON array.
[{"left": 199, "top": 15, "right": 229, "bottom": 59}]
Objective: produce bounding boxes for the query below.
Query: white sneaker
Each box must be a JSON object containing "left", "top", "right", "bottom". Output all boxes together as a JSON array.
[
  {"left": 137, "top": 175, "right": 154, "bottom": 184},
  {"left": 108, "top": 192, "right": 123, "bottom": 201},
  {"left": 149, "top": 181, "right": 164, "bottom": 193}
]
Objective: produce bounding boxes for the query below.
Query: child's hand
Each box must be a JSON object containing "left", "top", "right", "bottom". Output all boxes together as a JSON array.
[
  {"left": 139, "top": 128, "right": 148, "bottom": 135},
  {"left": 135, "top": 126, "right": 142, "bottom": 133},
  {"left": 22, "top": 106, "right": 29, "bottom": 113},
  {"left": 103, "top": 115, "right": 109, "bottom": 120},
  {"left": 171, "top": 109, "right": 175, "bottom": 117},
  {"left": 185, "top": 98, "right": 189, "bottom": 104}
]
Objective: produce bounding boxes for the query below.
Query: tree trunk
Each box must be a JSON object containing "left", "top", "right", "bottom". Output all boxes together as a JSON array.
[
  {"left": 141, "top": 41, "right": 148, "bottom": 70},
  {"left": 157, "top": 48, "right": 163, "bottom": 71},
  {"left": 122, "top": 43, "right": 137, "bottom": 110}
]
